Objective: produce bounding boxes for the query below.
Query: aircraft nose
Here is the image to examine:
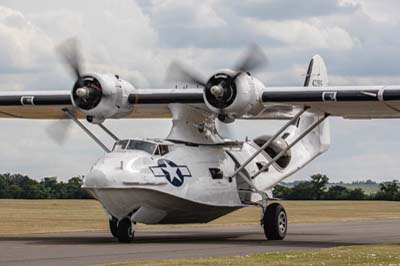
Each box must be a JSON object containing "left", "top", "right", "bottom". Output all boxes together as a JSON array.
[{"left": 84, "top": 169, "right": 112, "bottom": 188}]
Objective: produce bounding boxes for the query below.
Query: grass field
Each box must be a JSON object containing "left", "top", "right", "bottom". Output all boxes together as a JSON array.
[
  {"left": 0, "top": 200, "right": 400, "bottom": 235},
  {"left": 104, "top": 244, "right": 400, "bottom": 266}
]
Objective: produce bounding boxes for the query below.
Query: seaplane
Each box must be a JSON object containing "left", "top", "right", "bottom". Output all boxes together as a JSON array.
[{"left": 1, "top": 40, "right": 400, "bottom": 242}]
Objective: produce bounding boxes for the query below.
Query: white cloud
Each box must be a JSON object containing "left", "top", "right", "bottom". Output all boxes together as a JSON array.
[
  {"left": 248, "top": 19, "right": 356, "bottom": 51},
  {"left": 0, "top": 6, "right": 54, "bottom": 74}
]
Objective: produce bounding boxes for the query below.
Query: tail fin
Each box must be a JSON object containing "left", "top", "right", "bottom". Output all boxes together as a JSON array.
[
  {"left": 298, "top": 54, "right": 330, "bottom": 154},
  {"left": 304, "top": 54, "right": 328, "bottom": 87}
]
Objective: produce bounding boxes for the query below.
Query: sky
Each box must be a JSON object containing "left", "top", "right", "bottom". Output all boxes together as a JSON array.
[{"left": 1, "top": 0, "right": 400, "bottom": 182}]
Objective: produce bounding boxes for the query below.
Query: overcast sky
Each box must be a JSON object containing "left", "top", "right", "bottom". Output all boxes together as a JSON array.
[{"left": 1, "top": 0, "right": 400, "bottom": 182}]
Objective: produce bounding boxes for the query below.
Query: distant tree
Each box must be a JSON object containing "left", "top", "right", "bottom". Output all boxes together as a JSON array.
[
  {"left": 40, "top": 177, "right": 61, "bottom": 198},
  {"left": 310, "top": 174, "right": 329, "bottom": 200},
  {"left": 325, "top": 185, "right": 349, "bottom": 200},
  {"left": 365, "top": 179, "right": 376, "bottom": 185},
  {"left": 273, "top": 184, "right": 291, "bottom": 199},
  {"left": 0, "top": 173, "right": 93, "bottom": 199},
  {"left": 286, "top": 181, "right": 315, "bottom": 200},
  {"left": 347, "top": 188, "right": 367, "bottom": 200},
  {"left": 0, "top": 175, "right": 8, "bottom": 198},
  {"left": 374, "top": 181, "right": 399, "bottom": 201},
  {"left": 65, "top": 177, "right": 90, "bottom": 199},
  {"left": 7, "top": 184, "right": 22, "bottom": 199}
]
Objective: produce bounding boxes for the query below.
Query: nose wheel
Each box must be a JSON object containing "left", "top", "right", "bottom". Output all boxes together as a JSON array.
[
  {"left": 262, "top": 203, "right": 287, "bottom": 240},
  {"left": 109, "top": 217, "right": 135, "bottom": 243}
]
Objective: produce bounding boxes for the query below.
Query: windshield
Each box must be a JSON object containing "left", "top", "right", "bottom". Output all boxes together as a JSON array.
[
  {"left": 113, "top": 140, "right": 129, "bottom": 151},
  {"left": 127, "top": 140, "right": 157, "bottom": 154}
]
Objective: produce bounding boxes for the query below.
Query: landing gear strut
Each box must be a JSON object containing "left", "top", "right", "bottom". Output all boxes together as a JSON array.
[
  {"left": 109, "top": 217, "right": 135, "bottom": 243},
  {"left": 262, "top": 203, "right": 287, "bottom": 240}
]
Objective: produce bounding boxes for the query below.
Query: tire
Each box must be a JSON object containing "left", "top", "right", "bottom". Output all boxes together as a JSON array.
[
  {"left": 116, "top": 218, "right": 134, "bottom": 243},
  {"left": 262, "top": 203, "right": 287, "bottom": 240},
  {"left": 109, "top": 217, "right": 118, "bottom": 238}
]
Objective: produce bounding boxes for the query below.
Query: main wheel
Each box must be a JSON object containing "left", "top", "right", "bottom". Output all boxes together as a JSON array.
[
  {"left": 262, "top": 203, "right": 287, "bottom": 240},
  {"left": 109, "top": 217, "right": 118, "bottom": 238},
  {"left": 116, "top": 218, "right": 134, "bottom": 243}
]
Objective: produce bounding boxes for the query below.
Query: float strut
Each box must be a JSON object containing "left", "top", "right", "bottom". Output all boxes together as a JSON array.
[
  {"left": 98, "top": 123, "right": 120, "bottom": 141},
  {"left": 63, "top": 108, "right": 111, "bottom": 153},
  {"left": 230, "top": 107, "right": 309, "bottom": 179},
  {"left": 251, "top": 113, "right": 329, "bottom": 180}
]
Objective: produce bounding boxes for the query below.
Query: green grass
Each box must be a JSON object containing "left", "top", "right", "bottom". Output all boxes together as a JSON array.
[
  {"left": 0, "top": 200, "right": 400, "bottom": 235},
  {"left": 104, "top": 244, "right": 400, "bottom": 266}
]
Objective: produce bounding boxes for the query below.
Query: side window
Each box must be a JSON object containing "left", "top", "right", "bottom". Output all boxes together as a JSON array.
[
  {"left": 159, "top": 145, "right": 169, "bottom": 156},
  {"left": 209, "top": 168, "right": 223, "bottom": 179},
  {"left": 256, "top": 162, "right": 269, "bottom": 172}
]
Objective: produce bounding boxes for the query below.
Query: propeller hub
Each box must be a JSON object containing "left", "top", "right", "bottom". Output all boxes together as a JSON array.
[
  {"left": 72, "top": 76, "right": 103, "bottom": 110},
  {"left": 210, "top": 85, "right": 224, "bottom": 98},
  {"left": 76, "top": 87, "right": 90, "bottom": 98},
  {"left": 204, "top": 72, "right": 237, "bottom": 110}
]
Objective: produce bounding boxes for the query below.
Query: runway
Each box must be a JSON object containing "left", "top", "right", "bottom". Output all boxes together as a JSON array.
[{"left": 1, "top": 219, "right": 399, "bottom": 266}]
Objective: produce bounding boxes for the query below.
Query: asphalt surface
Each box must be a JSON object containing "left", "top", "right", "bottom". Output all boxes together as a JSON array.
[{"left": 0, "top": 219, "right": 399, "bottom": 266}]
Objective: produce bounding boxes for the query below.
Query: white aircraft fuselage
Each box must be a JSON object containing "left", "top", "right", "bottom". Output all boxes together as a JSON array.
[{"left": 83, "top": 139, "right": 251, "bottom": 224}]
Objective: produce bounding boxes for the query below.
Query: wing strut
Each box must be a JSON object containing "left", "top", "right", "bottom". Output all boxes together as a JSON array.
[
  {"left": 229, "top": 107, "right": 309, "bottom": 179},
  {"left": 250, "top": 113, "right": 329, "bottom": 180},
  {"left": 98, "top": 123, "right": 120, "bottom": 141},
  {"left": 63, "top": 109, "right": 111, "bottom": 153}
]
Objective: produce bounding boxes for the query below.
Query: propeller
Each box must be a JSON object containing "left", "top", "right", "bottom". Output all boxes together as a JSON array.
[
  {"left": 47, "top": 38, "right": 90, "bottom": 145},
  {"left": 166, "top": 62, "right": 207, "bottom": 87},
  {"left": 57, "top": 38, "right": 84, "bottom": 87},
  {"left": 167, "top": 44, "right": 268, "bottom": 121}
]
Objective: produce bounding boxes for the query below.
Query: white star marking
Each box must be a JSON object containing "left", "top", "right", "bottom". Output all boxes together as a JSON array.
[{"left": 161, "top": 162, "right": 183, "bottom": 184}]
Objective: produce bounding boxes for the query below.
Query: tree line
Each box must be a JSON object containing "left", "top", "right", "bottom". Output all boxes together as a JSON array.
[
  {"left": 0, "top": 173, "right": 399, "bottom": 200},
  {"left": 274, "top": 174, "right": 400, "bottom": 201},
  {"left": 0, "top": 173, "right": 91, "bottom": 199}
]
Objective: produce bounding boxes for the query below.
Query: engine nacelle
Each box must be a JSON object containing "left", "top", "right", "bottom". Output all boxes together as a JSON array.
[
  {"left": 71, "top": 73, "right": 135, "bottom": 124},
  {"left": 203, "top": 70, "right": 264, "bottom": 123}
]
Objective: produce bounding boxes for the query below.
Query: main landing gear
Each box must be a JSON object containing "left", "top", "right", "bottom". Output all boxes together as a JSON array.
[
  {"left": 261, "top": 203, "right": 287, "bottom": 240},
  {"left": 109, "top": 217, "right": 135, "bottom": 243}
]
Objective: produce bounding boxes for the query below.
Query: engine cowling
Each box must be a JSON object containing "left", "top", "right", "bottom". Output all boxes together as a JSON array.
[
  {"left": 71, "top": 73, "right": 135, "bottom": 124},
  {"left": 203, "top": 70, "right": 263, "bottom": 123}
]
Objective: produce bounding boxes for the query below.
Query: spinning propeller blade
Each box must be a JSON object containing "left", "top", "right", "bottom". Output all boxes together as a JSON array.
[
  {"left": 234, "top": 44, "right": 268, "bottom": 73},
  {"left": 166, "top": 62, "right": 207, "bottom": 87},
  {"left": 57, "top": 38, "right": 84, "bottom": 86},
  {"left": 47, "top": 39, "right": 86, "bottom": 145}
]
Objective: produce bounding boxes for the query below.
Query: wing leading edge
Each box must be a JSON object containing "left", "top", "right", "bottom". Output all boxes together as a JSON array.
[
  {"left": 262, "top": 86, "right": 400, "bottom": 119},
  {"left": 0, "top": 89, "right": 206, "bottom": 119}
]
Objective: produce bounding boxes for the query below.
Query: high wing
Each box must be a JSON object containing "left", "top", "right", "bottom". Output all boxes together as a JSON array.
[
  {"left": 0, "top": 89, "right": 205, "bottom": 119},
  {"left": 261, "top": 85, "right": 400, "bottom": 119},
  {"left": 2, "top": 86, "right": 400, "bottom": 120},
  {"left": 2, "top": 53, "right": 400, "bottom": 121}
]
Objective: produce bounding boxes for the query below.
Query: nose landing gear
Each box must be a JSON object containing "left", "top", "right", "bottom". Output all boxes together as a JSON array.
[
  {"left": 261, "top": 203, "right": 287, "bottom": 240},
  {"left": 109, "top": 217, "right": 135, "bottom": 243}
]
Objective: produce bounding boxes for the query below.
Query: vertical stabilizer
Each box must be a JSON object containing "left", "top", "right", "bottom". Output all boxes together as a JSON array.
[
  {"left": 304, "top": 55, "right": 328, "bottom": 87},
  {"left": 299, "top": 54, "right": 330, "bottom": 155}
]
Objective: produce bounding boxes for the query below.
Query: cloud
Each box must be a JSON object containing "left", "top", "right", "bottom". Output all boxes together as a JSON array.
[
  {"left": 247, "top": 19, "right": 356, "bottom": 51},
  {"left": 0, "top": 6, "right": 54, "bottom": 74},
  {"left": 225, "top": 0, "right": 360, "bottom": 21}
]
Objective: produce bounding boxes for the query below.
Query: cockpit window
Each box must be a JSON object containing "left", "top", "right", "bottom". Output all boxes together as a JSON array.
[
  {"left": 127, "top": 140, "right": 157, "bottom": 154},
  {"left": 156, "top": 145, "right": 169, "bottom": 156},
  {"left": 113, "top": 140, "right": 129, "bottom": 151}
]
